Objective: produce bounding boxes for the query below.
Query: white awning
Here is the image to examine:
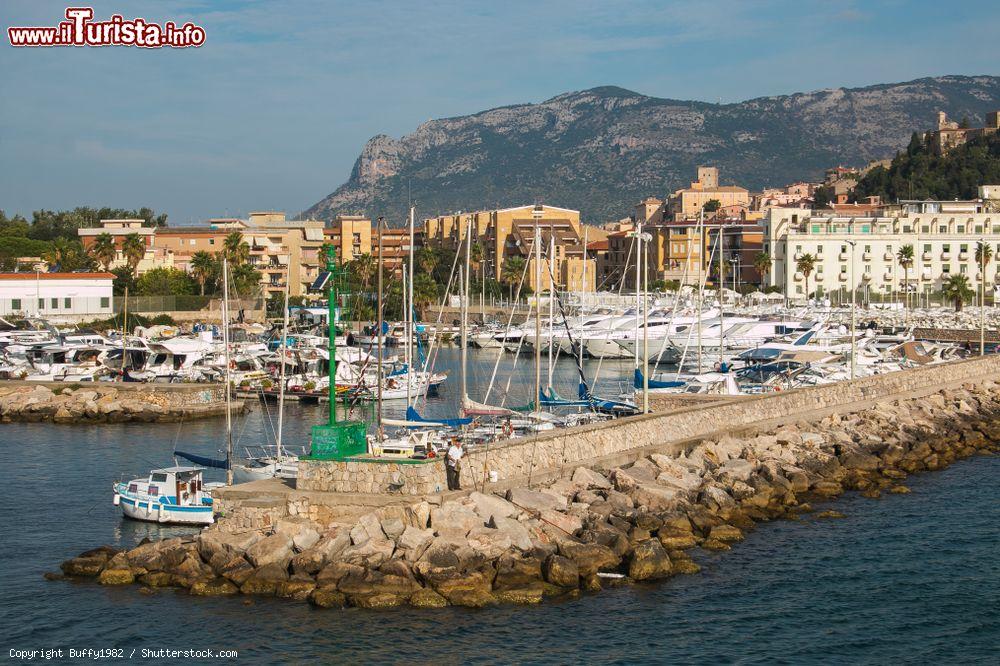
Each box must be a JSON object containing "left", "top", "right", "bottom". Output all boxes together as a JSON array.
[{"left": 304, "top": 228, "right": 324, "bottom": 241}]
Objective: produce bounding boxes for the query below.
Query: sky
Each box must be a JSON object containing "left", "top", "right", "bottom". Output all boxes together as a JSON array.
[{"left": 1, "top": 0, "right": 998, "bottom": 224}]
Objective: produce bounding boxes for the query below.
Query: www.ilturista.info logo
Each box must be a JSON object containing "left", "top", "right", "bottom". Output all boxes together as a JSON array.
[{"left": 8, "top": 7, "right": 205, "bottom": 48}]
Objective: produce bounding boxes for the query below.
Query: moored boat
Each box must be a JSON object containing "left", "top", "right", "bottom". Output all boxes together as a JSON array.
[{"left": 112, "top": 466, "right": 215, "bottom": 525}]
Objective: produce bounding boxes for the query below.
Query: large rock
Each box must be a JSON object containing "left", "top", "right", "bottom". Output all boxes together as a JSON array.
[
  {"left": 543, "top": 554, "right": 579, "bottom": 588},
  {"left": 699, "top": 484, "right": 737, "bottom": 514},
  {"left": 310, "top": 586, "right": 348, "bottom": 608},
  {"left": 245, "top": 534, "right": 294, "bottom": 569},
  {"left": 630, "top": 484, "right": 685, "bottom": 512},
  {"left": 380, "top": 517, "right": 406, "bottom": 541},
  {"left": 430, "top": 504, "right": 483, "bottom": 537},
  {"left": 487, "top": 516, "right": 534, "bottom": 552},
  {"left": 628, "top": 538, "right": 672, "bottom": 581},
  {"left": 404, "top": 501, "right": 431, "bottom": 529},
  {"left": 198, "top": 529, "right": 261, "bottom": 563},
  {"left": 610, "top": 466, "right": 657, "bottom": 493},
  {"left": 190, "top": 577, "right": 239, "bottom": 596},
  {"left": 468, "top": 491, "right": 518, "bottom": 522},
  {"left": 397, "top": 526, "right": 435, "bottom": 562},
  {"left": 351, "top": 512, "right": 386, "bottom": 545},
  {"left": 539, "top": 510, "right": 583, "bottom": 536},
  {"left": 419, "top": 565, "right": 496, "bottom": 607},
  {"left": 572, "top": 467, "right": 611, "bottom": 490},
  {"left": 840, "top": 451, "right": 881, "bottom": 472},
  {"left": 493, "top": 553, "right": 543, "bottom": 591},
  {"left": 716, "top": 458, "right": 755, "bottom": 484},
  {"left": 240, "top": 563, "right": 289, "bottom": 596},
  {"left": 557, "top": 540, "right": 620, "bottom": 577},
  {"left": 290, "top": 532, "right": 351, "bottom": 575},
  {"left": 506, "top": 488, "right": 567, "bottom": 513},
  {"left": 466, "top": 526, "right": 513, "bottom": 560},
  {"left": 339, "top": 538, "right": 395, "bottom": 568}
]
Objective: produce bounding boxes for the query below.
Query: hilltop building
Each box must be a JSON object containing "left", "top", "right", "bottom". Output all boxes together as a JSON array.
[
  {"left": 666, "top": 166, "right": 750, "bottom": 221},
  {"left": 927, "top": 111, "right": 1000, "bottom": 156}
]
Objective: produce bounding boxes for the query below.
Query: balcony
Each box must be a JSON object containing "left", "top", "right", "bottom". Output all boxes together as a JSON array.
[
  {"left": 922, "top": 268, "right": 933, "bottom": 279},
  {"left": 793, "top": 252, "right": 803, "bottom": 261},
  {"left": 839, "top": 252, "right": 849, "bottom": 261},
  {"left": 883, "top": 252, "right": 894, "bottom": 261},
  {"left": 838, "top": 273, "right": 848, "bottom": 282},
  {"left": 793, "top": 272, "right": 803, "bottom": 281},
  {"left": 883, "top": 272, "right": 893, "bottom": 281},
  {"left": 862, "top": 252, "right": 871, "bottom": 261},
  {"left": 959, "top": 252, "right": 969, "bottom": 261},
  {"left": 862, "top": 273, "right": 872, "bottom": 281},
  {"left": 922, "top": 252, "right": 933, "bottom": 261}
]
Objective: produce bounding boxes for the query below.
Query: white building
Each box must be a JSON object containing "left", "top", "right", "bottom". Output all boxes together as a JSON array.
[
  {"left": 0, "top": 272, "right": 115, "bottom": 317},
  {"left": 764, "top": 200, "right": 1000, "bottom": 299}
]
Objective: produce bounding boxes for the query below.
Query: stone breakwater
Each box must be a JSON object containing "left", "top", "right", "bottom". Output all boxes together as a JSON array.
[
  {"left": 0, "top": 383, "right": 240, "bottom": 423},
  {"left": 53, "top": 380, "right": 1000, "bottom": 608}
]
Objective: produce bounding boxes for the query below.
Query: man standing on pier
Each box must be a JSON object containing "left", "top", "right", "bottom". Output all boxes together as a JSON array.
[{"left": 446, "top": 438, "right": 464, "bottom": 490}]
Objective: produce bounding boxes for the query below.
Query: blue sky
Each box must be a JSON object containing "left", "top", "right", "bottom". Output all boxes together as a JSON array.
[{"left": 1, "top": 0, "right": 997, "bottom": 224}]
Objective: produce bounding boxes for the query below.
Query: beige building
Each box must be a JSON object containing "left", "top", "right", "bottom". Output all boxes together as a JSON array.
[
  {"left": 423, "top": 204, "right": 601, "bottom": 293},
  {"left": 667, "top": 167, "right": 750, "bottom": 220}
]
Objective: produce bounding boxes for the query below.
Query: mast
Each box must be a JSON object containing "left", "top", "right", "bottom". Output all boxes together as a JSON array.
[
  {"left": 462, "top": 215, "right": 472, "bottom": 402},
  {"left": 697, "top": 211, "right": 703, "bottom": 373},
  {"left": 634, "top": 221, "right": 642, "bottom": 370},
  {"left": 276, "top": 271, "right": 289, "bottom": 458},
  {"left": 407, "top": 205, "right": 415, "bottom": 405},
  {"left": 376, "top": 217, "right": 384, "bottom": 431},
  {"left": 221, "top": 258, "right": 233, "bottom": 486},
  {"left": 718, "top": 222, "right": 725, "bottom": 365},
  {"left": 120, "top": 285, "right": 128, "bottom": 381},
  {"left": 403, "top": 264, "right": 410, "bottom": 408},
  {"left": 533, "top": 207, "right": 542, "bottom": 413},
  {"left": 642, "top": 231, "right": 649, "bottom": 413},
  {"left": 459, "top": 267, "right": 467, "bottom": 403},
  {"left": 547, "top": 229, "right": 555, "bottom": 390},
  {"left": 580, "top": 226, "right": 588, "bottom": 369}
]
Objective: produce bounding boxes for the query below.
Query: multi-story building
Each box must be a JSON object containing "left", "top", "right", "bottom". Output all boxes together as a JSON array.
[
  {"left": 233, "top": 212, "right": 326, "bottom": 299},
  {"left": 423, "top": 204, "right": 599, "bottom": 293},
  {"left": 77, "top": 219, "right": 167, "bottom": 273},
  {"left": 0, "top": 272, "right": 114, "bottom": 317},
  {"left": 323, "top": 215, "right": 373, "bottom": 264},
  {"left": 667, "top": 167, "right": 750, "bottom": 221},
  {"left": 765, "top": 200, "right": 1000, "bottom": 299}
]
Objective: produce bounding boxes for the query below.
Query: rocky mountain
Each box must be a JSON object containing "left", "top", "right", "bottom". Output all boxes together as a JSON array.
[{"left": 303, "top": 75, "right": 1000, "bottom": 224}]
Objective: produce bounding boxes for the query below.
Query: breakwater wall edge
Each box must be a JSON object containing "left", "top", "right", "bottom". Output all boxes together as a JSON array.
[{"left": 55, "top": 355, "right": 1000, "bottom": 609}]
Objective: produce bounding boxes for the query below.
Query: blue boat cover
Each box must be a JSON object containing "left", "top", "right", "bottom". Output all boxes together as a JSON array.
[
  {"left": 405, "top": 405, "right": 472, "bottom": 427},
  {"left": 174, "top": 450, "right": 228, "bottom": 469}
]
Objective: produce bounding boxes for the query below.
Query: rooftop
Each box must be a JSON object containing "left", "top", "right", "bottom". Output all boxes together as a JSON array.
[{"left": 0, "top": 272, "right": 115, "bottom": 280}]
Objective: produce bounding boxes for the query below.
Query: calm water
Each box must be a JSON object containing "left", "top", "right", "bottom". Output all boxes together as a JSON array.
[{"left": 1, "top": 348, "right": 998, "bottom": 664}]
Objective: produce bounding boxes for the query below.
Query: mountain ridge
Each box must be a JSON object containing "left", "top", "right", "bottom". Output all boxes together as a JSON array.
[{"left": 303, "top": 75, "right": 1000, "bottom": 224}]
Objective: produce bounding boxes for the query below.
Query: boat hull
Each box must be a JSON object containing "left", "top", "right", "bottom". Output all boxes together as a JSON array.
[{"left": 117, "top": 495, "right": 214, "bottom": 525}]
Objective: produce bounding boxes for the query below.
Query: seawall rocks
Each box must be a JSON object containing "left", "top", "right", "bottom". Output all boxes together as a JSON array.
[
  {"left": 54, "top": 380, "right": 1000, "bottom": 608},
  {"left": 0, "top": 383, "right": 240, "bottom": 423}
]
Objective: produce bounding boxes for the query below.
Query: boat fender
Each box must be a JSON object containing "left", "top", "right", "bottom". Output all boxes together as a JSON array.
[{"left": 113, "top": 494, "right": 120, "bottom": 506}]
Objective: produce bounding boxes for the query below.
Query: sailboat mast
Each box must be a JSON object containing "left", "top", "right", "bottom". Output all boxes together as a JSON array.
[
  {"left": 407, "top": 205, "right": 416, "bottom": 406},
  {"left": 697, "top": 211, "right": 703, "bottom": 373},
  {"left": 580, "top": 226, "right": 588, "bottom": 369},
  {"left": 403, "top": 265, "right": 410, "bottom": 407},
  {"left": 376, "top": 218, "right": 384, "bottom": 431},
  {"left": 277, "top": 271, "right": 289, "bottom": 457},
  {"left": 534, "top": 211, "right": 542, "bottom": 413},
  {"left": 461, "top": 216, "right": 472, "bottom": 402},
  {"left": 642, "top": 232, "right": 649, "bottom": 413},
  {"left": 634, "top": 221, "right": 642, "bottom": 369},
  {"left": 221, "top": 258, "right": 233, "bottom": 486},
  {"left": 718, "top": 222, "right": 725, "bottom": 365},
  {"left": 547, "top": 230, "right": 555, "bottom": 390}
]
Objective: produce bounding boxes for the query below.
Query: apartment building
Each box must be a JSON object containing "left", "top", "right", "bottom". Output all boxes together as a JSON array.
[
  {"left": 234, "top": 212, "right": 326, "bottom": 299},
  {"left": 77, "top": 219, "right": 167, "bottom": 273},
  {"left": 423, "top": 204, "right": 600, "bottom": 292},
  {"left": 765, "top": 200, "right": 1000, "bottom": 299}
]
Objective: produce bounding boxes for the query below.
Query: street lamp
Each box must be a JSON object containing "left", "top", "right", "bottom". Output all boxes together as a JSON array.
[{"left": 846, "top": 240, "right": 857, "bottom": 380}]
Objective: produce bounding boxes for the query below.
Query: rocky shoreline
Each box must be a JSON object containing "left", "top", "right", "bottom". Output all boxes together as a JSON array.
[
  {"left": 54, "top": 381, "right": 1000, "bottom": 608},
  {"left": 0, "top": 383, "right": 240, "bottom": 423}
]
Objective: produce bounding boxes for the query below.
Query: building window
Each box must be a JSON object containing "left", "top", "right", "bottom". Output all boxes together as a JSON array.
[
  {"left": 960, "top": 265, "right": 968, "bottom": 274},
  {"left": 958, "top": 225, "right": 965, "bottom": 233},
  {"left": 64, "top": 297, "right": 71, "bottom": 309},
  {"left": 864, "top": 245, "right": 871, "bottom": 253},
  {"left": 11, "top": 299, "right": 21, "bottom": 310},
  {"left": 864, "top": 265, "right": 871, "bottom": 273},
  {"left": 943, "top": 244, "right": 951, "bottom": 254},
  {"left": 923, "top": 244, "right": 931, "bottom": 253},
  {"left": 922, "top": 226, "right": 930, "bottom": 234},
  {"left": 51, "top": 298, "right": 58, "bottom": 309},
  {"left": 943, "top": 265, "right": 951, "bottom": 274},
  {"left": 209, "top": 239, "right": 215, "bottom": 245},
  {"left": 38, "top": 298, "right": 43, "bottom": 310},
  {"left": 960, "top": 244, "right": 968, "bottom": 253},
  {"left": 860, "top": 225, "right": 870, "bottom": 233},
  {"left": 903, "top": 226, "right": 912, "bottom": 233},
  {"left": 939, "top": 226, "right": 947, "bottom": 233},
  {"left": 976, "top": 226, "right": 983, "bottom": 234},
  {"left": 100, "top": 297, "right": 110, "bottom": 308},
  {"left": 817, "top": 246, "right": 823, "bottom": 253}
]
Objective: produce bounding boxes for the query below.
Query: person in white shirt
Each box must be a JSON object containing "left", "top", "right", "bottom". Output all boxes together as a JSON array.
[{"left": 446, "top": 438, "right": 464, "bottom": 490}]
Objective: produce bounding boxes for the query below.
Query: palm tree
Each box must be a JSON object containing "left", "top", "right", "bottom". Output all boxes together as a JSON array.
[
  {"left": 941, "top": 274, "right": 974, "bottom": 312},
  {"left": 189, "top": 250, "right": 216, "bottom": 296},
  {"left": 223, "top": 232, "right": 250, "bottom": 266},
  {"left": 753, "top": 252, "right": 771, "bottom": 287},
  {"left": 121, "top": 233, "right": 146, "bottom": 273},
  {"left": 795, "top": 253, "right": 816, "bottom": 301},
  {"left": 348, "top": 253, "right": 377, "bottom": 285},
  {"left": 975, "top": 241, "right": 993, "bottom": 306},
  {"left": 896, "top": 244, "right": 914, "bottom": 307},
  {"left": 415, "top": 247, "right": 440, "bottom": 276},
  {"left": 501, "top": 256, "right": 527, "bottom": 300},
  {"left": 91, "top": 233, "right": 117, "bottom": 271}
]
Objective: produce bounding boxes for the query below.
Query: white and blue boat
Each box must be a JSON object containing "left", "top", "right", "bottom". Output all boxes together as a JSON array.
[{"left": 113, "top": 466, "right": 215, "bottom": 525}]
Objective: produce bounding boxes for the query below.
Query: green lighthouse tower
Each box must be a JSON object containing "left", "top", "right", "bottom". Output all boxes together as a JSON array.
[{"left": 304, "top": 246, "right": 368, "bottom": 460}]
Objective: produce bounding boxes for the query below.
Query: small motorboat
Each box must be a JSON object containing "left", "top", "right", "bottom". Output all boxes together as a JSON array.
[{"left": 113, "top": 466, "right": 215, "bottom": 525}]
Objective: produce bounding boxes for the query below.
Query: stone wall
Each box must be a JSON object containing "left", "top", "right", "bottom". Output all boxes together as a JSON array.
[
  {"left": 295, "top": 355, "right": 1000, "bottom": 497},
  {"left": 297, "top": 458, "right": 447, "bottom": 496}
]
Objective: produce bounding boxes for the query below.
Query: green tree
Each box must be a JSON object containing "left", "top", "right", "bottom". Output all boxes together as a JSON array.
[
  {"left": 703, "top": 199, "right": 722, "bottom": 213},
  {"left": 91, "top": 233, "right": 117, "bottom": 271},
  {"left": 501, "top": 255, "right": 527, "bottom": 299},
  {"left": 975, "top": 240, "right": 993, "bottom": 305},
  {"left": 796, "top": 253, "right": 816, "bottom": 299},
  {"left": 111, "top": 266, "right": 137, "bottom": 296},
  {"left": 896, "top": 244, "right": 915, "bottom": 306},
  {"left": 189, "top": 250, "right": 218, "bottom": 296},
  {"left": 347, "top": 253, "right": 377, "bottom": 285},
  {"left": 41, "top": 238, "right": 96, "bottom": 272},
  {"left": 0, "top": 210, "right": 31, "bottom": 237},
  {"left": 229, "top": 263, "right": 261, "bottom": 297},
  {"left": 411, "top": 273, "right": 440, "bottom": 319},
  {"left": 223, "top": 232, "right": 250, "bottom": 266},
  {"left": 941, "top": 274, "right": 974, "bottom": 312},
  {"left": 753, "top": 252, "right": 772, "bottom": 286},
  {"left": 415, "top": 246, "right": 440, "bottom": 276},
  {"left": 121, "top": 233, "right": 146, "bottom": 273},
  {"left": 136, "top": 267, "right": 197, "bottom": 296},
  {"left": 813, "top": 184, "right": 835, "bottom": 208}
]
